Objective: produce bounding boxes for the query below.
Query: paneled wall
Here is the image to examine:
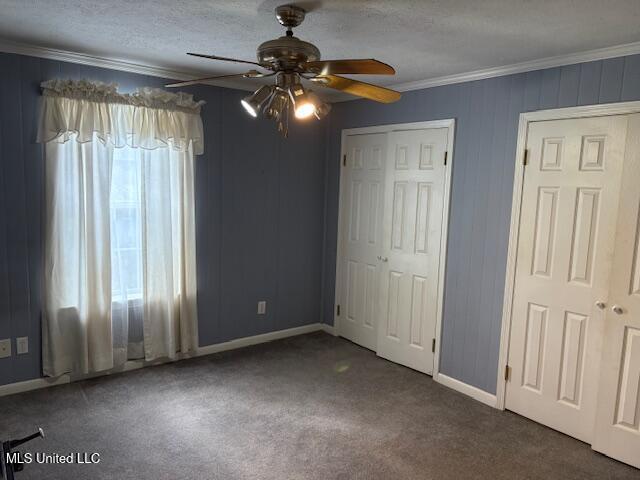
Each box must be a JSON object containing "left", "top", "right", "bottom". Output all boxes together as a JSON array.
[
  {"left": 321, "top": 54, "right": 640, "bottom": 394},
  {"left": 0, "top": 52, "right": 326, "bottom": 385}
]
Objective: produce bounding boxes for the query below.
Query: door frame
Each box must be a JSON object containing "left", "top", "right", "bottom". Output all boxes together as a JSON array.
[
  {"left": 333, "top": 119, "right": 456, "bottom": 379},
  {"left": 496, "top": 100, "right": 640, "bottom": 410}
]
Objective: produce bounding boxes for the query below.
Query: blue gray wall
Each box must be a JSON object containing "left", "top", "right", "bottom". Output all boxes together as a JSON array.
[
  {"left": 321, "top": 54, "right": 640, "bottom": 395},
  {"left": 0, "top": 51, "right": 326, "bottom": 386}
]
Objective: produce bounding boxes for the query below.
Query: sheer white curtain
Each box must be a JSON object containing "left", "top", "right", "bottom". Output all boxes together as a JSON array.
[
  {"left": 39, "top": 79, "right": 202, "bottom": 377},
  {"left": 43, "top": 136, "right": 114, "bottom": 374},
  {"left": 139, "top": 146, "right": 198, "bottom": 361}
]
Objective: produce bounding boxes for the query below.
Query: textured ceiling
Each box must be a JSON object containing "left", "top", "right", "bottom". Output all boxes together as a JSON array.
[{"left": 1, "top": 0, "right": 640, "bottom": 100}]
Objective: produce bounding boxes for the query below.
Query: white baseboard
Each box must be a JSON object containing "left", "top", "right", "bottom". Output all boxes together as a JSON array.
[
  {"left": 319, "top": 323, "right": 336, "bottom": 336},
  {"left": 196, "top": 323, "right": 326, "bottom": 356},
  {"left": 0, "top": 323, "right": 329, "bottom": 398},
  {"left": 435, "top": 373, "right": 498, "bottom": 409},
  {"left": 0, "top": 376, "right": 71, "bottom": 397}
]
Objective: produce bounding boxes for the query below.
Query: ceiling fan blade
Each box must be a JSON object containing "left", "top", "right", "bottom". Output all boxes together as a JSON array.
[
  {"left": 311, "top": 75, "right": 401, "bottom": 103},
  {"left": 165, "top": 70, "right": 267, "bottom": 88},
  {"left": 303, "top": 59, "right": 395, "bottom": 76},
  {"left": 187, "top": 52, "right": 266, "bottom": 68}
]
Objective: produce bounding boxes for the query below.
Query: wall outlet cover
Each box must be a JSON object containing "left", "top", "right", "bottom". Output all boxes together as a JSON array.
[
  {"left": 257, "top": 301, "right": 267, "bottom": 315},
  {"left": 16, "top": 336, "right": 28, "bottom": 355},
  {"left": 0, "top": 338, "right": 11, "bottom": 358}
]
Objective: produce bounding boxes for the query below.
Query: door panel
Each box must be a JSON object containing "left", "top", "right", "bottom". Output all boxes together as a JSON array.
[
  {"left": 337, "top": 134, "right": 387, "bottom": 350},
  {"left": 377, "top": 128, "right": 449, "bottom": 374},
  {"left": 506, "top": 116, "right": 628, "bottom": 443},
  {"left": 592, "top": 114, "right": 640, "bottom": 468}
]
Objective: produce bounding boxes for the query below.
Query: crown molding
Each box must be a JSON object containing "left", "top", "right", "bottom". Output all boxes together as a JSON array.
[
  {"left": 332, "top": 40, "right": 640, "bottom": 102},
  {"left": 2, "top": 37, "right": 640, "bottom": 101},
  {"left": 0, "top": 38, "right": 256, "bottom": 92}
]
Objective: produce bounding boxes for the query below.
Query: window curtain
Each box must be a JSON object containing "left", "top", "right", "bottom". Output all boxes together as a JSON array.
[{"left": 38, "top": 79, "right": 202, "bottom": 377}]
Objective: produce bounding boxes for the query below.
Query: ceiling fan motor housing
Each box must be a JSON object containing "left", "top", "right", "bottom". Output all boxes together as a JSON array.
[{"left": 257, "top": 35, "right": 320, "bottom": 71}]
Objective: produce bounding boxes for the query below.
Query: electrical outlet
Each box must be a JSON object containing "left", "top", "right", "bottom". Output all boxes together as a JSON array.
[
  {"left": 257, "top": 301, "right": 267, "bottom": 315},
  {"left": 0, "top": 338, "right": 11, "bottom": 359},
  {"left": 16, "top": 336, "right": 28, "bottom": 355}
]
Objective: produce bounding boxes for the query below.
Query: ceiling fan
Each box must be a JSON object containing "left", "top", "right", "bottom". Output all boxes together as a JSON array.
[{"left": 166, "top": 4, "right": 401, "bottom": 136}]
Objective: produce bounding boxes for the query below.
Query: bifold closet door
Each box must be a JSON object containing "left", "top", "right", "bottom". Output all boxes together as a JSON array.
[
  {"left": 505, "top": 115, "right": 628, "bottom": 443},
  {"left": 592, "top": 114, "right": 640, "bottom": 468},
  {"left": 376, "top": 128, "right": 449, "bottom": 375},
  {"left": 336, "top": 133, "right": 387, "bottom": 350}
]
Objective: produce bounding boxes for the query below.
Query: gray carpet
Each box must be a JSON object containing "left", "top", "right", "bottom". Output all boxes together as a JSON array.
[{"left": 1, "top": 332, "right": 637, "bottom": 479}]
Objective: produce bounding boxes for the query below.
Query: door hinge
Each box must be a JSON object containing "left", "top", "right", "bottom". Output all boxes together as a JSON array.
[
  {"left": 343, "top": 154, "right": 347, "bottom": 167},
  {"left": 523, "top": 149, "right": 529, "bottom": 166},
  {"left": 444, "top": 151, "right": 448, "bottom": 166},
  {"left": 336, "top": 305, "right": 341, "bottom": 316},
  {"left": 431, "top": 338, "right": 436, "bottom": 353},
  {"left": 504, "top": 365, "right": 512, "bottom": 381}
]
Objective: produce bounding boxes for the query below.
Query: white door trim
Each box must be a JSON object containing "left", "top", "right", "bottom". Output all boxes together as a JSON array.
[
  {"left": 496, "top": 100, "right": 640, "bottom": 410},
  {"left": 334, "top": 119, "right": 455, "bottom": 379}
]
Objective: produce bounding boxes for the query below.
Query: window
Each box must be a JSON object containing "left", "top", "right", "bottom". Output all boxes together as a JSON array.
[
  {"left": 40, "top": 79, "right": 200, "bottom": 375},
  {"left": 110, "top": 147, "right": 143, "bottom": 303}
]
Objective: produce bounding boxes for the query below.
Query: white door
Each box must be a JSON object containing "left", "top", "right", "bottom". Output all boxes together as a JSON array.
[
  {"left": 505, "top": 116, "right": 628, "bottom": 442},
  {"left": 336, "top": 133, "right": 387, "bottom": 350},
  {"left": 377, "top": 128, "right": 449, "bottom": 374},
  {"left": 592, "top": 114, "right": 640, "bottom": 468}
]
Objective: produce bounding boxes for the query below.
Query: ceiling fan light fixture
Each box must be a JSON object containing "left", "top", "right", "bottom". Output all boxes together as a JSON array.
[
  {"left": 314, "top": 101, "right": 331, "bottom": 120},
  {"left": 264, "top": 89, "right": 289, "bottom": 121},
  {"left": 289, "top": 84, "right": 317, "bottom": 119},
  {"left": 241, "top": 85, "right": 274, "bottom": 117},
  {"left": 295, "top": 102, "right": 316, "bottom": 119}
]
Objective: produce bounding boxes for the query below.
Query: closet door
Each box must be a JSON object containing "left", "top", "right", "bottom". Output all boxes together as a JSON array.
[
  {"left": 592, "top": 113, "right": 640, "bottom": 468},
  {"left": 505, "top": 116, "right": 628, "bottom": 443},
  {"left": 377, "top": 128, "right": 449, "bottom": 374},
  {"left": 336, "top": 133, "right": 387, "bottom": 350}
]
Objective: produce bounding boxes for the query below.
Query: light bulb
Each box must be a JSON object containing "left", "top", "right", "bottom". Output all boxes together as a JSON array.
[
  {"left": 289, "top": 84, "right": 319, "bottom": 120},
  {"left": 295, "top": 102, "right": 316, "bottom": 119},
  {"left": 240, "top": 85, "right": 274, "bottom": 117},
  {"left": 241, "top": 98, "right": 259, "bottom": 117}
]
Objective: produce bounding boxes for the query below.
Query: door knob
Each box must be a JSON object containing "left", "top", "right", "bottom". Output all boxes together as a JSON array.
[
  {"left": 612, "top": 305, "right": 624, "bottom": 315},
  {"left": 595, "top": 301, "right": 606, "bottom": 310}
]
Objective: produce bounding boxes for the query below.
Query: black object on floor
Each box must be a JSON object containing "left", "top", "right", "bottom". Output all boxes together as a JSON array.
[{"left": 1, "top": 428, "right": 44, "bottom": 479}]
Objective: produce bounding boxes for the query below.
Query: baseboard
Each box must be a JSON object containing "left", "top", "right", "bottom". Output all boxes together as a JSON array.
[
  {"left": 0, "top": 323, "right": 328, "bottom": 398},
  {"left": 435, "top": 373, "right": 498, "bottom": 409},
  {"left": 319, "top": 323, "right": 337, "bottom": 336},
  {"left": 196, "top": 323, "right": 326, "bottom": 356},
  {"left": 0, "top": 376, "right": 71, "bottom": 397}
]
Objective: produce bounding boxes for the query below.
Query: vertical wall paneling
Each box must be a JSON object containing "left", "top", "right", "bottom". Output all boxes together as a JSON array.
[
  {"left": 1, "top": 54, "right": 32, "bottom": 383},
  {"left": 621, "top": 55, "right": 640, "bottom": 101},
  {"left": 598, "top": 57, "right": 625, "bottom": 103},
  {"left": 539, "top": 68, "right": 561, "bottom": 110},
  {"left": 558, "top": 64, "right": 581, "bottom": 107},
  {"left": 578, "top": 61, "right": 602, "bottom": 106},
  {"left": 17, "top": 55, "right": 42, "bottom": 382},
  {"left": 0, "top": 54, "right": 13, "bottom": 380},
  {"left": 478, "top": 75, "right": 511, "bottom": 390}
]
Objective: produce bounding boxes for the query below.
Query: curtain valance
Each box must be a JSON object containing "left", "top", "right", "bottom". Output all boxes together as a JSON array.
[{"left": 37, "top": 79, "right": 205, "bottom": 155}]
